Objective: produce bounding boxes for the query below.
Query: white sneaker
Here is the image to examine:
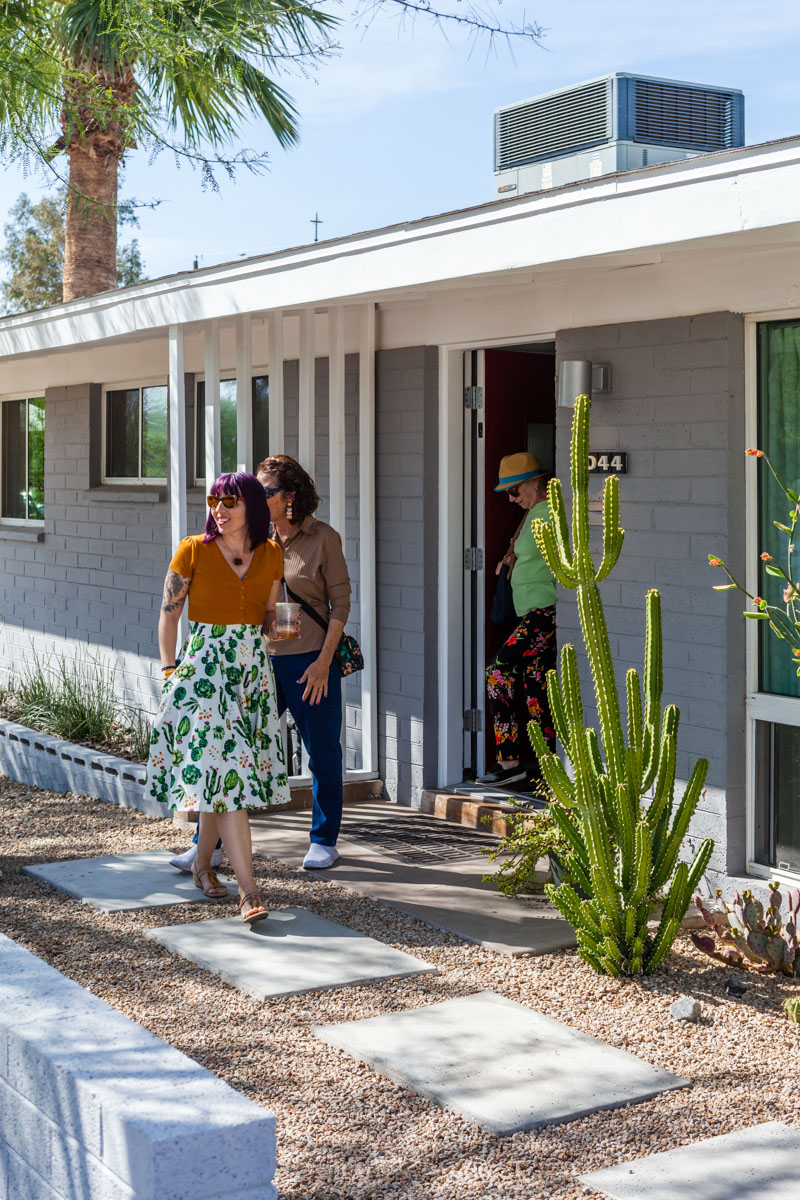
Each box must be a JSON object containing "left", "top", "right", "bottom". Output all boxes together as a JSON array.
[
  {"left": 302, "top": 843, "right": 340, "bottom": 870},
  {"left": 169, "top": 845, "right": 224, "bottom": 873}
]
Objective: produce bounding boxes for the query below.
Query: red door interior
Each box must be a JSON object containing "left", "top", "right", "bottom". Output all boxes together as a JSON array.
[{"left": 483, "top": 348, "right": 556, "bottom": 765}]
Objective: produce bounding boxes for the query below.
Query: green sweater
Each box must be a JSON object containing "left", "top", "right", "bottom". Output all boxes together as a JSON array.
[{"left": 511, "top": 501, "right": 556, "bottom": 616}]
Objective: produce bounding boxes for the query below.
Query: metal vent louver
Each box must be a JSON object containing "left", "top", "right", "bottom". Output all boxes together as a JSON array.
[
  {"left": 631, "top": 78, "right": 737, "bottom": 151},
  {"left": 494, "top": 78, "right": 611, "bottom": 171}
]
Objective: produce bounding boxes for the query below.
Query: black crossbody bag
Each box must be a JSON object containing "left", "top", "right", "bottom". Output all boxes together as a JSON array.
[{"left": 282, "top": 580, "right": 364, "bottom": 677}]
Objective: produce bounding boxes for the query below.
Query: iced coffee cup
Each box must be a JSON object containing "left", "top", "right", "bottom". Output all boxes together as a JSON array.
[{"left": 274, "top": 601, "right": 301, "bottom": 640}]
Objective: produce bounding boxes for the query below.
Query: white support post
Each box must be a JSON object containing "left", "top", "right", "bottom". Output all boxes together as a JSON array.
[
  {"left": 168, "top": 324, "right": 188, "bottom": 641},
  {"left": 358, "top": 302, "right": 378, "bottom": 775},
  {"left": 267, "top": 310, "right": 285, "bottom": 456},
  {"left": 204, "top": 318, "right": 221, "bottom": 484},
  {"left": 298, "top": 308, "right": 315, "bottom": 472},
  {"left": 328, "top": 306, "right": 346, "bottom": 534},
  {"left": 437, "top": 347, "right": 465, "bottom": 788},
  {"left": 235, "top": 313, "right": 252, "bottom": 472}
]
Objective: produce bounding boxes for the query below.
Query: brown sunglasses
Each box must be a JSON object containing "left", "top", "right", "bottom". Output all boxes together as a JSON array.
[{"left": 207, "top": 494, "right": 240, "bottom": 509}]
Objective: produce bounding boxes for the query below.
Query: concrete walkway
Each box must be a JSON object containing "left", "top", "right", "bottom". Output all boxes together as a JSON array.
[{"left": 249, "top": 801, "right": 576, "bottom": 957}]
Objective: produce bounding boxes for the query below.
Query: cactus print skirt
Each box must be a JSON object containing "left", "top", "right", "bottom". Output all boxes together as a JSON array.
[{"left": 147, "top": 622, "right": 290, "bottom": 813}]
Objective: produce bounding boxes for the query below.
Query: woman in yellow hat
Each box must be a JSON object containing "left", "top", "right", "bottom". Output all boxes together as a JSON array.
[{"left": 480, "top": 452, "right": 557, "bottom": 788}]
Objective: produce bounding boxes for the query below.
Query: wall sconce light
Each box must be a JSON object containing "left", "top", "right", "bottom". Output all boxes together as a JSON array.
[{"left": 557, "top": 360, "right": 612, "bottom": 407}]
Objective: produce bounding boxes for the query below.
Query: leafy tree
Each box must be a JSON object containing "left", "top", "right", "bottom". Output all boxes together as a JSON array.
[
  {"left": 1, "top": 189, "right": 144, "bottom": 313},
  {"left": 0, "top": 1, "right": 541, "bottom": 305}
]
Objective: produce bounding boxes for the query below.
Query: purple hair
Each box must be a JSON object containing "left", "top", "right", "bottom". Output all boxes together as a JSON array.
[{"left": 203, "top": 472, "right": 270, "bottom": 548}]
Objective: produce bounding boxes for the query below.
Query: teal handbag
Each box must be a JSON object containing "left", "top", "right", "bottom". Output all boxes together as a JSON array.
[{"left": 282, "top": 580, "right": 364, "bottom": 677}]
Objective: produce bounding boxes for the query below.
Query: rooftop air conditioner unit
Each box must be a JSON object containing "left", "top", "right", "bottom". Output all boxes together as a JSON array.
[{"left": 493, "top": 73, "right": 745, "bottom": 198}]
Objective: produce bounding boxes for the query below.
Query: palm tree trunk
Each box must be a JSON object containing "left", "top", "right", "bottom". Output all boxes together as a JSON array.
[{"left": 63, "top": 139, "right": 120, "bottom": 301}]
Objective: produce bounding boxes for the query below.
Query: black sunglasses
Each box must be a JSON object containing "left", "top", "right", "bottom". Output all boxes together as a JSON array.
[
  {"left": 506, "top": 486, "right": 520, "bottom": 498},
  {"left": 263, "top": 485, "right": 282, "bottom": 499}
]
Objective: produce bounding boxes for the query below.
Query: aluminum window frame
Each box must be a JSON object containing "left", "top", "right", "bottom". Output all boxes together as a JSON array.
[
  {"left": 0, "top": 390, "right": 46, "bottom": 525},
  {"left": 101, "top": 375, "right": 169, "bottom": 485}
]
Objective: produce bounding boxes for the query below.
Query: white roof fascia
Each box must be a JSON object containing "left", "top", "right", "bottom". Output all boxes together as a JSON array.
[{"left": 1, "top": 137, "right": 800, "bottom": 360}]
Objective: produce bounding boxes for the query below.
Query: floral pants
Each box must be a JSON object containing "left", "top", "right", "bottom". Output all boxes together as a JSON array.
[{"left": 485, "top": 606, "right": 556, "bottom": 763}]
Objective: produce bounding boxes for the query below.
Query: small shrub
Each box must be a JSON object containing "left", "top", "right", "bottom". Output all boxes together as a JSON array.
[
  {"left": 483, "top": 792, "right": 575, "bottom": 896},
  {"left": 16, "top": 650, "right": 120, "bottom": 744},
  {"left": 784, "top": 997, "right": 800, "bottom": 1023}
]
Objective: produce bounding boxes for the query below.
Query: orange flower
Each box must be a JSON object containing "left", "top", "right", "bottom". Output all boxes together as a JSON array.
[
  {"left": 708, "top": 556, "right": 723, "bottom": 567},
  {"left": 753, "top": 597, "right": 764, "bottom": 606},
  {"left": 760, "top": 553, "right": 773, "bottom": 561},
  {"left": 745, "top": 448, "right": 764, "bottom": 457}
]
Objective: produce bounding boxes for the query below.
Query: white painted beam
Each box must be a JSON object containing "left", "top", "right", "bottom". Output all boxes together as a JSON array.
[
  {"left": 437, "top": 347, "right": 466, "bottom": 787},
  {"left": 358, "top": 303, "right": 377, "bottom": 775},
  {"left": 267, "top": 310, "right": 284, "bottom": 456},
  {"left": 328, "top": 306, "right": 346, "bottom": 534},
  {"left": 235, "top": 313, "right": 252, "bottom": 472},
  {"left": 298, "top": 308, "right": 315, "bottom": 472},
  {"left": 203, "top": 318, "right": 221, "bottom": 484},
  {"left": 168, "top": 324, "right": 188, "bottom": 641}
]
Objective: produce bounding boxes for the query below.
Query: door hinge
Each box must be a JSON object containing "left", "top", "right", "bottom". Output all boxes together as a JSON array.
[
  {"left": 464, "top": 385, "right": 483, "bottom": 409},
  {"left": 463, "top": 708, "right": 482, "bottom": 733},
  {"left": 464, "top": 547, "right": 483, "bottom": 571}
]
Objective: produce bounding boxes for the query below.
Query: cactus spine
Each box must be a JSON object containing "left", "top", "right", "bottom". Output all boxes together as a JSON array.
[{"left": 532, "top": 393, "right": 714, "bottom": 976}]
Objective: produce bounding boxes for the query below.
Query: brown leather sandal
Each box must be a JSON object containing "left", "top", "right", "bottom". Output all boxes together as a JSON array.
[
  {"left": 239, "top": 891, "right": 269, "bottom": 925},
  {"left": 192, "top": 866, "right": 228, "bottom": 899}
]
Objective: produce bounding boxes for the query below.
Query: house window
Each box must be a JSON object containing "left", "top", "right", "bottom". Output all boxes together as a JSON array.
[
  {"left": 195, "top": 376, "right": 269, "bottom": 480},
  {"left": 104, "top": 384, "right": 168, "bottom": 481},
  {"left": 753, "top": 319, "right": 800, "bottom": 875},
  {"left": 1, "top": 396, "right": 45, "bottom": 521}
]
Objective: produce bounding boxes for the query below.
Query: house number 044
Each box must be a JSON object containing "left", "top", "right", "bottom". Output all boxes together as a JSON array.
[{"left": 588, "top": 451, "right": 627, "bottom": 474}]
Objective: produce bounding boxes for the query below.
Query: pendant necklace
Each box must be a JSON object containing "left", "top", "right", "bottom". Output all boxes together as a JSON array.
[{"left": 233, "top": 557, "right": 243, "bottom": 565}]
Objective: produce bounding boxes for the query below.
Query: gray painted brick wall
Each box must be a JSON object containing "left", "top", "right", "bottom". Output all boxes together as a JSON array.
[
  {"left": 375, "top": 346, "right": 439, "bottom": 805},
  {"left": 555, "top": 313, "right": 746, "bottom": 879}
]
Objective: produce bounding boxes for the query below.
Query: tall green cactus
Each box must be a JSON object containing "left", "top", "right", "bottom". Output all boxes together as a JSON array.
[{"left": 531, "top": 394, "right": 714, "bottom": 975}]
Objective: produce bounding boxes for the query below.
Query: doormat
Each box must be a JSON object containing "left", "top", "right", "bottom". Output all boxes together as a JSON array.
[{"left": 338, "top": 815, "right": 497, "bottom": 864}]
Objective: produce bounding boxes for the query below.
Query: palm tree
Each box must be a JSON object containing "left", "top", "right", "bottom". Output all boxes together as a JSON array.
[{"left": 0, "top": 0, "right": 335, "bottom": 301}]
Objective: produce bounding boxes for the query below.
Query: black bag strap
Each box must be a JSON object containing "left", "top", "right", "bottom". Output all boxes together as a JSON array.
[{"left": 282, "top": 578, "right": 330, "bottom": 635}]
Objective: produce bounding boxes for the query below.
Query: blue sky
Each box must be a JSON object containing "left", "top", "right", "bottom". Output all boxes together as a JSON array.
[{"left": 2, "top": 0, "right": 800, "bottom": 282}]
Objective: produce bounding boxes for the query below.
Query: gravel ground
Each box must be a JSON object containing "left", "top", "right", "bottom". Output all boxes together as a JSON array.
[{"left": 2, "top": 776, "right": 799, "bottom": 1200}]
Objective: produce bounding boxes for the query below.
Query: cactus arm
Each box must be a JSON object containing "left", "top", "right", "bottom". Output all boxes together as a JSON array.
[
  {"left": 629, "top": 820, "right": 653, "bottom": 908},
  {"left": 643, "top": 590, "right": 664, "bottom": 730},
  {"left": 596, "top": 475, "right": 625, "bottom": 582},
  {"left": 547, "top": 475, "right": 573, "bottom": 562},
  {"left": 685, "top": 838, "right": 714, "bottom": 897},
  {"left": 546, "top": 668, "right": 571, "bottom": 754},
  {"left": 627, "top": 668, "right": 643, "bottom": 754},
  {"left": 533, "top": 519, "right": 578, "bottom": 588},
  {"left": 651, "top": 757, "right": 709, "bottom": 891},
  {"left": 577, "top": 582, "right": 626, "bottom": 787},
  {"left": 528, "top": 721, "right": 576, "bottom": 807}
]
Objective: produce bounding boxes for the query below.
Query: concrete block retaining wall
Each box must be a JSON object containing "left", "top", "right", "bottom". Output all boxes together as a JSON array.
[
  {"left": 0, "top": 717, "right": 162, "bottom": 817},
  {"left": 0, "top": 934, "right": 277, "bottom": 1199}
]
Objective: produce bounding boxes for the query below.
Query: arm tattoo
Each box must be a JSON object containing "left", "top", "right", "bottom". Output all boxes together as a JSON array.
[{"left": 161, "top": 570, "right": 190, "bottom": 614}]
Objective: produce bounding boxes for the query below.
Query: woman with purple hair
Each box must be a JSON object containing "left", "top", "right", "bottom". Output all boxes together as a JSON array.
[{"left": 146, "top": 472, "right": 290, "bottom": 924}]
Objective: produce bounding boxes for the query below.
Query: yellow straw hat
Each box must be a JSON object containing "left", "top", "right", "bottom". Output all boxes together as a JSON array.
[{"left": 494, "top": 451, "right": 546, "bottom": 492}]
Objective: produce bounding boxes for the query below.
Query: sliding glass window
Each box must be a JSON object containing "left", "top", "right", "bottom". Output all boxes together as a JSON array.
[
  {"left": 105, "top": 385, "right": 167, "bottom": 481},
  {"left": 754, "top": 320, "right": 800, "bottom": 874},
  {"left": 195, "top": 376, "right": 269, "bottom": 479},
  {"left": 1, "top": 396, "right": 45, "bottom": 521}
]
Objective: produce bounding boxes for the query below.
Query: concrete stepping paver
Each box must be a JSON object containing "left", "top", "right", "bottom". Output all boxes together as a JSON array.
[
  {"left": 578, "top": 1122, "right": 800, "bottom": 1200},
  {"left": 148, "top": 907, "right": 438, "bottom": 999},
  {"left": 22, "top": 851, "right": 236, "bottom": 912},
  {"left": 314, "top": 990, "right": 689, "bottom": 1136}
]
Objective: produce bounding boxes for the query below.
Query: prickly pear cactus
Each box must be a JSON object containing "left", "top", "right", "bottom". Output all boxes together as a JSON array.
[
  {"left": 530, "top": 393, "right": 714, "bottom": 976},
  {"left": 692, "top": 882, "right": 800, "bottom": 976}
]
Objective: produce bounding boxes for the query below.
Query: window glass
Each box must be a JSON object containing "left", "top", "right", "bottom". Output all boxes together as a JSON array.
[
  {"left": 757, "top": 321, "right": 800, "bottom": 698},
  {"left": 106, "top": 388, "right": 139, "bottom": 478},
  {"left": 1, "top": 399, "right": 26, "bottom": 518},
  {"left": 252, "top": 375, "right": 269, "bottom": 468},
  {"left": 27, "top": 397, "right": 45, "bottom": 519},
  {"left": 195, "top": 380, "right": 238, "bottom": 478},
  {"left": 755, "top": 720, "right": 800, "bottom": 873},
  {"left": 141, "top": 385, "right": 168, "bottom": 479}
]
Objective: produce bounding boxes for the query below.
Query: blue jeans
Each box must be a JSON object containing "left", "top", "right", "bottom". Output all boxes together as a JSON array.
[{"left": 271, "top": 650, "right": 343, "bottom": 846}]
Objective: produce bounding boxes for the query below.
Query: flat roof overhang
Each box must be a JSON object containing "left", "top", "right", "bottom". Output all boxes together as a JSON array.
[{"left": 1, "top": 135, "right": 800, "bottom": 360}]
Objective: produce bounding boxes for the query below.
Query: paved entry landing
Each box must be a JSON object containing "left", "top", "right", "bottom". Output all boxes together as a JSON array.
[
  {"left": 22, "top": 851, "right": 236, "bottom": 912},
  {"left": 578, "top": 1122, "right": 800, "bottom": 1200},
  {"left": 148, "top": 907, "right": 438, "bottom": 999},
  {"left": 314, "top": 990, "right": 688, "bottom": 1137}
]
